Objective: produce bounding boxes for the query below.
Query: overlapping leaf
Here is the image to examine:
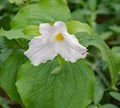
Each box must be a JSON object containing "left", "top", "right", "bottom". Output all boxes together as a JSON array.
[
  {"left": 11, "top": 0, "right": 71, "bottom": 29},
  {"left": 76, "top": 32, "right": 119, "bottom": 85},
  {"left": 0, "top": 51, "right": 27, "bottom": 104},
  {"left": 16, "top": 60, "right": 95, "bottom": 108}
]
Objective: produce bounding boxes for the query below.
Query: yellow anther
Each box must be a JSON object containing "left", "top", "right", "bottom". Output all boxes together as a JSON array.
[{"left": 55, "top": 33, "right": 64, "bottom": 41}]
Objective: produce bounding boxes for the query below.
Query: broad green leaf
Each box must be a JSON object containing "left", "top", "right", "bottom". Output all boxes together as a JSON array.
[
  {"left": 93, "top": 77, "right": 105, "bottom": 105},
  {"left": 109, "top": 91, "right": 120, "bottom": 101},
  {"left": 102, "top": 104, "right": 118, "bottom": 108},
  {"left": 11, "top": 0, "right": 71, "bottom": 29},
  {"left": 75, "top": 32, "right": 91, "bottom": 47},
  {"left": 16, "top": 60, "right": 95, "bottom": 108},
  {"left": 87, "top": 35, "right": 119, "bottom": 85},
  {"left": 76, "top": 33, "right": 119, "bottom": 85},
  {"left": 0, "top": 50, "right": 27, "bottom": 104},
  {"left": 0, "top": 29, "right": 33, "bottom": 40},
  {"left": 66, "top": 20, "right": 93, "bottom": 36}
]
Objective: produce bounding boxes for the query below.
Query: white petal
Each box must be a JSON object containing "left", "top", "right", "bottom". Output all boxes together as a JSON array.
[
  {"left": 55, "top": 33, "right": 87, "bottom": 62},
  {"left": 54, "top": 21, "right": 67, "bottom": 32},
  {"left": 40, "top": 23, "right": 56, "bottom": 35},
  {"left": 24, "top": 37, "right": 57, "bottom": 66}
]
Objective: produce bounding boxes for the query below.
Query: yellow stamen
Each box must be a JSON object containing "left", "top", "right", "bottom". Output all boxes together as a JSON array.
[{"left": 55, "top": 33, "right": 64, "bottom": 41}]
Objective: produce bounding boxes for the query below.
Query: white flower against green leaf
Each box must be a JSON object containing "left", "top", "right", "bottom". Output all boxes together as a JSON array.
[{"left": 24, "top": 21, "right": 87, "bottom": 66}]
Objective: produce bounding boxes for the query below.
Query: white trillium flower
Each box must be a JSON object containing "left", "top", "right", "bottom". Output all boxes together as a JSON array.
[{"left": 24, "top": 21, "right": 87, "bottom": 66}]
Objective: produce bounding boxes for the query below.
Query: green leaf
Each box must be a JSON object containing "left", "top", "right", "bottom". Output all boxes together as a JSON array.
[
  {"left": 109, "top": 25, "right": 120, "bottom": 33},
  {"left": 11, "top": 0, "right": 71, "bottom": 29},
  {"left": 87, "top": 104, "right": 98, "bottom": 108},
  {"left": 88, "top": 0, "right": 97, "bottom": 11},
  {"left": 8, "top": 0, "right": 25, "bottom": 5},
  {"left": 111, "top": 2, "right": 120, "bottom": 12},
  {"left": 0, "top": 37, "right": 28, "bottom": 65},
  {"left": 112, "top": 46, "right": 120, "bottom": 58},
  {"left": 71, "top": 9, "right": 90, "bottom": 22},
  {"left": 0, "top": 50, "right": 27, "bottom": 104},
  {"left": 76, "top": 33, "right": 119, "bottom": 85},
  {"left": 112, "top": 47, "right": 120, "bottom": 65},
  {"left": 112, "top": 47, "right": 120, "bottom": 55},
  {"left": 0, "top": 37, "right": 28, "bottom": 51},
  {"left": 0, "top": 37, "right": 15, "bottom": 64},
  {"left": 0, "top": 29, "right": 34, "bottom": 40},
  {"left": 66, "top": 20, "right": 93, "bottom": 36},
  {"left": 0, "top": 36, "right": 28, "bottom": 65},
  {"left": 100, "top": 31, "right": 113, "bottom": 40},
  {"left": 102, "top": 104, "right": 118, "bottom": 108},
  {"left": 0, "top": 49, "right": 12, "bottom": 65},
  {"left": 109, "top": 91, "right": 120, "bottom": 101},
  {"left": 23, "top": 25, "right": 40, "bottom": 36},
  {"left": 93, "top": 77, "right": 105, "bottom": 105},
  {"left": 75, "top": 32, "right": 92, "bottom": 47},
  {"left": 87, "top": 35, "right": 119, "bottom": 85},
  {"left": 51, "top": 66, "right": 62, "bottom": 74},
  {"left": 16, "top": 60, "right": 95, "bottom": 108}
]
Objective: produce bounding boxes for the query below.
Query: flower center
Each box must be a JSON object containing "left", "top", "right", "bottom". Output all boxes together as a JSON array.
[{"left": 55, "top": 33, "right": 64, "bottom": 41}]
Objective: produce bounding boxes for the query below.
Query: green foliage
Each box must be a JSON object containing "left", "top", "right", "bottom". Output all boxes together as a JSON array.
[
  {"left": 0, "top": 0, "right": 120, "bottom": 108},
  {"left": 112, "top": 46, "right": 120, "bottom": 64},
  {"left": 23, "top": 25, "right": 40, "bottom": 36},
  {"left": 110, "top": 91, "right": 120, "bottom": 101},
  {"left": 9, "top": 0, "right": 25, "bottom": 5},
  {"left": 11, "top": 0, "right": 71, "bottom": 29},
  {"left": 66, "top": 20, "right": 93, "bottom": 35},
  {"left": 16, "top": 60, "right": 95, "bottom": 108},
  {"left": 0, "top": 51, "right": 27, "bottom": 104},
  {"left": 93, "top": 77, "right": 105, "bottom": 105},
  {"left": 109, "top": 25, "right": 120, "bottom": 34},
  {"left": 76, "top": 33, "right": 119, "bottom": 85},
  {"left": 0, "top": 29, "right": 34, "bottom": 40},
  {"left": 102, "top": 104, "right": 118, "bottom": 108},
  {"left": 88, "top": 0, "right": 96, "bottom": 12},
  {"left": 0, "top": 96, "right": 9, "bottom": 108},
  {"left": 0, "top": 0, "right": 21, "bottom": 30},
  {"left": 88, "top": 36, "right": 119, "bottom": 85}
]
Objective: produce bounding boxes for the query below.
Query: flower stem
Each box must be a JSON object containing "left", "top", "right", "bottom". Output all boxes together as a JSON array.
[{"left": 57, "top": 55, "right": 66, "bottom": 66}]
